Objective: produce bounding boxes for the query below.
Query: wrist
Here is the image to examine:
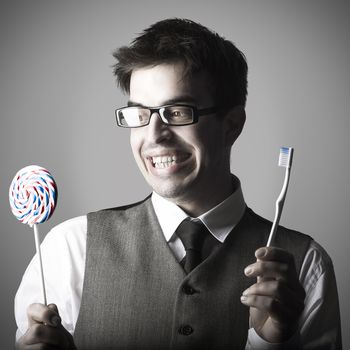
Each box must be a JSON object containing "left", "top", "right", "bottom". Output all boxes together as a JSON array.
[{"left": 248, "top": 327, "right": 302, "bottom": 350}]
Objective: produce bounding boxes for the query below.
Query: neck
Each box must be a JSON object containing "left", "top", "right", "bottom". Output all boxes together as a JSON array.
[{"left": 173, "top": 174, "right": 235, "bottom": 217}]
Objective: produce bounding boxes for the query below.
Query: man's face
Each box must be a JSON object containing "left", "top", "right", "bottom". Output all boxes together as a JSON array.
[{"left": 129, "top": 63, "right": 232, "bottom": 208}]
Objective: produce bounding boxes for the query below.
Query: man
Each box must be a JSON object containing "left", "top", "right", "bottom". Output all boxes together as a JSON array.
[{"left": 15, "top": 18, "right": 341, "bottom": 349}]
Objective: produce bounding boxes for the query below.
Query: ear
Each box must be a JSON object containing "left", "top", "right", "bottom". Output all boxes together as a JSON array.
[{"left": 223, "top": 105, "right": 246, "bottom": 146}]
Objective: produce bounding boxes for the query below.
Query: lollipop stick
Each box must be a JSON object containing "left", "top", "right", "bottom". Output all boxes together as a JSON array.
[{"left": 33, "top": 224, "right": 47, "bottom": 305}]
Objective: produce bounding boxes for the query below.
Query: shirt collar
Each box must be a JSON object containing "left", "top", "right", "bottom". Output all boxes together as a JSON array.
[{"left": 151, "top": 175, "right": 246, "bottom": 243}]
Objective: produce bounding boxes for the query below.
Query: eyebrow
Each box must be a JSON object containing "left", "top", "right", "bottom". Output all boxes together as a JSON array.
[{"left": 127, "top": 95, "right": 198, "bottom": 107}]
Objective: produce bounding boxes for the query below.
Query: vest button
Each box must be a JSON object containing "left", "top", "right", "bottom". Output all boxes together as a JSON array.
[
  {"left": 182, "top": 285, "right": 196, "bottom": 295},
  {"left": 179, "top": 325, "right": 194, "bottom": 336}
]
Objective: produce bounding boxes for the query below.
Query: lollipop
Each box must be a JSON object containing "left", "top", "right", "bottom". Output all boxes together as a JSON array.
[{"left": 9, "top": 165, "right": 58, "bottom": 304}]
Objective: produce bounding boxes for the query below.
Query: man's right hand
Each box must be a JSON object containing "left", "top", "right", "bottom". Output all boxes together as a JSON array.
[{"left": 16, "top": 303, "right": 77, "bottom": 349}]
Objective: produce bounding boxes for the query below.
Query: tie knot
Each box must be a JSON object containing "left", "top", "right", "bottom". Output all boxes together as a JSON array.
[{"left": 176, "top": 219, "right": 207, "bottom": 251}]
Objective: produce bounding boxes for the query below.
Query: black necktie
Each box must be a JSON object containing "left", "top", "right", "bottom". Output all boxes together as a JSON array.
[{"left": 176, "top": 219, "right": 208, "bottom": 273}]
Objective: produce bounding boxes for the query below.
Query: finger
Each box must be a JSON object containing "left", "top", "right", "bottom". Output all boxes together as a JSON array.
[
  {"left": 244, "top": 260, "right": 298, "bottom": 282},
  {"left": 240, "top": 294, "right": 297, "bottom": 323},
  {"left": 16, "top": 335, "right": 53, "bottom": 350},
  {"left": 48, "top": 303, "right": 59, "bottom": 314},
  {"left": 242, "top": 280, "right": 305, "bottom": 311},
  {"left": 255, "top": 247, "right": 295, "bottom": 265},
  {"left": 23, "top": 323, "right": 69, "bottom": 347},
  {"left": 27, "top": 303, "right": 61, "bottom": 327}
]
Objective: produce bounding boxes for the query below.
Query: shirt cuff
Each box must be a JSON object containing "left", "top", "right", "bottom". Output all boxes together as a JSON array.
[
  {"left": 247, "top": 327, "right": 302, "bottom": 350},
  {"left": 16, "top": 328, "right": 23, "bottom": 342}
]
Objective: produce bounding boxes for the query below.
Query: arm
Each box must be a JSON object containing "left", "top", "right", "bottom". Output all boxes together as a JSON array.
[
  {"left": 14, "top": 216, "right": 86, "bottom": 344},
  {"left": 241, "top": 247, "right": 305, "bottom": 344},
  {"left": 243, "top": 242, "right": 342, "bottom": 349},
  {"left": 298, "top": 241, "right": 342, "bottom": 349},
  {"left": 16, "top": 303, "right": 77, "bottom": 350}
]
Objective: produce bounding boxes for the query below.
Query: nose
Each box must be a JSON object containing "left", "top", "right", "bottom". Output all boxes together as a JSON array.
[{"left": 146, "top": 112, "right": 172, "bottom": 143}]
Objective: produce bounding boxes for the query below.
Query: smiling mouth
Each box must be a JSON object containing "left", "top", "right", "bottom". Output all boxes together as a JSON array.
[{"left": 150, "top": 153, "right": 191, "bottom": 169}]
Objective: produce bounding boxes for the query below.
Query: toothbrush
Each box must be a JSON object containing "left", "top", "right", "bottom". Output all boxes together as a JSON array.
[{"left": 266, "top": 147, "right": 294, "bottom": 247}]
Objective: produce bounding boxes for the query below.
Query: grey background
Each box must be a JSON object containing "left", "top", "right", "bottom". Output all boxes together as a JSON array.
[{"left": 0, "top": 1, "right": 349, "bottom": 348}]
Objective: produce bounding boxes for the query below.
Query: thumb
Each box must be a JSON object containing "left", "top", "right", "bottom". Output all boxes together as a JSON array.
[
  {"left": 47, "top": 303, "right": 61, "bottom": 326},
  {"left": 48, "top": 303, "right": 59, "bottom": 313}
]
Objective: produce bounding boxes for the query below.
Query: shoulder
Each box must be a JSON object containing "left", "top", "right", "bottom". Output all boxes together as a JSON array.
[
  {"left": 88, "top": 196, "right": 153, "bottom": 223},
  {"left": 245, "top": 208, "right": 313, "bottom": 273},
  {"left": 43, "top": 196, "right": 153, "bottom": 247},
  {"left": 50, "top": 215, "right": 87, "bottom": 233},
  {"left": 247, "top": 208, "right": 336, "bottom": 289},
  {"left": 300, "top": 239, "right": 335, "bottom": 290},
  {"left": 245, "top": 207, "right": 312, "bottom": 243},
  {"left": 40, "top": 216, "right": 88, "bottom": 261},
  {"left": 44, "top": 215, "right": 87, "bottom": 244},
  {"left": 305, "top": 240, "right": 333, "bottom": 270}
]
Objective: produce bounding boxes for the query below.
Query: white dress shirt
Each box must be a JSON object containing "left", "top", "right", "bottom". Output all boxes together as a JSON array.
[{"left": 15, "top": 180, "right": 341, "bottom": 349}]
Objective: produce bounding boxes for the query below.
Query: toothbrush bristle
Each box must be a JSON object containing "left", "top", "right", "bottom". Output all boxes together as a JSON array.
[{"left": 278, "top": 147, "right": 293, "bottom": 168}]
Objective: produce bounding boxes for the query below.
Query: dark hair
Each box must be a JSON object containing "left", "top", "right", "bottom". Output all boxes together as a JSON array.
[{"left": 113, "top": 18, "right": 248, "bottom": 107}]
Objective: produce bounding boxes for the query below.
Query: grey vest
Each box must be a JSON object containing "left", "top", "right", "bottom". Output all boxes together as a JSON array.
[{"left": 74, "top": 197, "right": 311, "bottom": 350}]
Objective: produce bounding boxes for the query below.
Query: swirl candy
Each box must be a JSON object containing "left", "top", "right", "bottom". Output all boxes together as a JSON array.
[
  {"left": 9, "top": 165, "right": 58, "bottom": 304},
  {"left": 9, "top": 165, "right": 57, "bottom": 227}
]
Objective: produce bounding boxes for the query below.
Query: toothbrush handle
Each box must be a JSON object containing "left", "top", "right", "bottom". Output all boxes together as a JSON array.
[
  {"left": 266, "top": 167, "right": 291, "bottom": 247},
  {"left": 267, "top": 199, "right": 284, "bottom": 247}
]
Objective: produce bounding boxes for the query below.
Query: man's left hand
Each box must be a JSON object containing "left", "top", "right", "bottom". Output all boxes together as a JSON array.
[{"left": 241, "top": 246, "right": 305, "bottom": 343}]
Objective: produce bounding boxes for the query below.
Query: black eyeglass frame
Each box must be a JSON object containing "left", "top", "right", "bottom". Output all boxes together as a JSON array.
[{"left": 115, "top": 104, "right": 220, "bottom": 128}]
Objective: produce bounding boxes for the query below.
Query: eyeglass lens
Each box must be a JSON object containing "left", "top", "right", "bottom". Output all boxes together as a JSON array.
[{"left": 117, "top": 105, "right": 194, "bottom": 127}]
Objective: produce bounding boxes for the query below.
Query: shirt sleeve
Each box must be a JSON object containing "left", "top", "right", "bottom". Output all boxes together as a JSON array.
[
  {"left": 14, "top": 216, "right": 87, "bottom": 340},
  {"left": 245, "top": 240, "right": 342, "bottom": 350},
  {"left": 246, "top": 327, "right": 302, "bottom": 350}
]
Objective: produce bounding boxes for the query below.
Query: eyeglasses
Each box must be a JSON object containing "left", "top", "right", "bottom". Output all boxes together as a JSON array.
[{"left": 115, "top": 104, "right": 219, "bottom": 128}]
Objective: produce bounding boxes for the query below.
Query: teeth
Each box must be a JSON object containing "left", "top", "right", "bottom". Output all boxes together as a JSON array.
[
  {"left": 152, "top": 155, "right": 180, "bottom": 164},
  {"left": 151, "top": 154, "right": 188, "bottom": 168},
  {"left": 154, "top": 161, "right": 176, "bottom": 169}
]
